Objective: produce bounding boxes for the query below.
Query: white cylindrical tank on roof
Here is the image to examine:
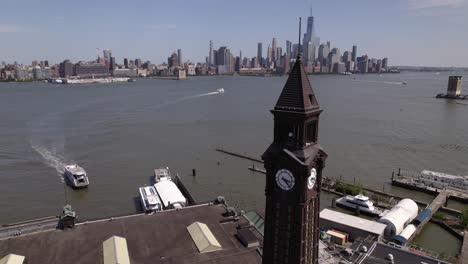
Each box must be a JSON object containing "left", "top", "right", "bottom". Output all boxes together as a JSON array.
[
  {"left": 378, "top": 198, "right": 418, "bottom": 237},
  {"left": 399, "top": 224, "right": 417, "bottom": 240}
]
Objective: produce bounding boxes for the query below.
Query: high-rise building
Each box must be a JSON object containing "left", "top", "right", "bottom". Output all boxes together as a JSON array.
[
  {"left": 271, "top": 38, "right": 277, "bottom": 62},
  {"left": 177, "top": 49, "right": 182, "bottom": 66},
  {"left": 302, "top": 7, "right": 320, "bottom": 65},
  {"left": 59, "top": 60, "right": 74, "bottom": 77},
  {"left": 342, "top": 51, "right": 351, "bottom": 63},
  {"left": 318, "top": 44, "right": 329, "bottom": 66},
  {"left": 382, "top": 57, "right": 388, "bottom": 69},
  {"left": 168, "top": 53, "right": 179, "bottom": 68},
  {"left": 352, "top": 45, "right": 357, "bottom": 63},
  {"left": 209, "top": 40, "right": 214, "bottom": 66},
  {"left": 267, "top": 45, "right": 272, "bottom": 63},
  {"left": 286, "top": 40, "right": 292, "bottom": 58},
  {"left": 257, "top": 43, "right": 263, "bottom": 66},
  {"left": 103, "top": 49, "right": 112, "bottom": 59},
  {"left": 135, "top": 58, "right": 142, "bottom": 68},
  {"left": 326, "top": 41, "right": 331, "bottom": 50},
  {"left": 110, "top": 57, "right": 116, "bottom": 71},
  {"left": 123, "top": 58, "right": 129, "bottom": 69},
  {"left": 262, "top": 52, "right": 327, "bottom": 264}
]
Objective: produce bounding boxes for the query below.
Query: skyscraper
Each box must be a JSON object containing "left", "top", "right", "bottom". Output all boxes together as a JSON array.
[
  {"left": 209, "top": 40, "right": 214, "bottom": 66},
  {"left": 286, "top": 40, "right": 292, "bottom": 58},
  {"left": 302, "top": 7, "right": 320, "bottom": 65},
  {"left": 352, "top": 45, "right": 357, "bottom": 63},
  {"left": 177, "top": 49, "right": 182, "bottom": 66},
  {"left": 257, "top": 43, "right": 263, "bottom": 66},
  {"left": 272, "top": 38, "right": 277, "bottom": 62}
]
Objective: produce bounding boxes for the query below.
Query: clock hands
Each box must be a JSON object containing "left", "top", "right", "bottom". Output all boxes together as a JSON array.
[{"left": 281, "top": 176, "right": 292, "bottom": 188}]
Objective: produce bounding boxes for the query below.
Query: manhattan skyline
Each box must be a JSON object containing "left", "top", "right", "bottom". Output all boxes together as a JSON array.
[{"left": 1, "top": 0, "right": 467, "bottom": 67}]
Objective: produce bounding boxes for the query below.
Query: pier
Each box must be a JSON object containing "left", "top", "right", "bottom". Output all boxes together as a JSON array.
[
  {"left": 409, "top": 190, "right": 450, "bottom": 241},
  {"left": 461, "top": 232, "right": 468, "bottom": 264},
  {"left": 215, "top": 148, "right": 263, "bottom": 163}
]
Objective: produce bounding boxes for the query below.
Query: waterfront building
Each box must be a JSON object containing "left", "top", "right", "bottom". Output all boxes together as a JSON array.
[
  {"left": 447, "top": 76, "right": 463, "bottom": 96},
  {"left": 14, "top": 67, "right": 31, "bottom": 81},
  {"left": 74, "top": 62, "right": 110, "bottom": 78},
  {"left": 178, "top": 49, "right": 182, "bottom": 66},
  {"left": 168, "top": 53, "right": 179, "bottom": 68},
  {"left": 352, "top": 45, "right": 357, "bottom": 63},
  {"left": 185, "top": 64, "right": 196, "bottom": 76},
  {"left": 135, "top": 58, "right": 142, "bottom": 69},
  {"left": 257, "top": 42, "right": 263, "bottom": 67},
  {"left": 262, "top": 51, "right": 327, "bottom": 263},
  {"left": 32, "top": 60, "right": 38, "bottom": 67},
  {"left": 112, "top": 68, "right": 137, "bottom": 77},
  {"left": 32, "top": 67, "right": 51, "bottom": 80},
  {"left": 59, "top": 60, "right": 74, "bottom": 78},
  {"left": 357, "top": 55, "right": 369, "bottom": 73},
  {"left": 382, "top": 57, "right": 388, "bottom": 69}
]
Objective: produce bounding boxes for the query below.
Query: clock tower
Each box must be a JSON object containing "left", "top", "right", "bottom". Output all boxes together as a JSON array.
[{"left": 261, "top": 48, "right": 327, "bottom": 263}]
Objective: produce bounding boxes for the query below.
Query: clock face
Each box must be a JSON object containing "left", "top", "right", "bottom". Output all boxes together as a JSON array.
[
  {"left": 307, "top": 168, "right": 317, "bottom": 190},
  {"left": 275, "top": 169, "right": 295, "bottom": 191}
]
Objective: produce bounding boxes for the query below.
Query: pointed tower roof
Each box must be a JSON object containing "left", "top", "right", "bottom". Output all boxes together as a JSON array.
[{"left": 274, "top": 57, "right": 320, "bottom": 113}]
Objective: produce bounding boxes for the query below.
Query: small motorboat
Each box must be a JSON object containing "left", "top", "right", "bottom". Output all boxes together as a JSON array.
[
  {"left": 402, "top": 82, "right": 407, "bottom": 85},
  {"left": 217, "top": 88, "right": 225, "bottom": 94},
  {"left": 64, "top": 164, "right": 89, "bottom": 189},
  {"left": 139, "top": 186, "right": 163, "bottom": 212}
]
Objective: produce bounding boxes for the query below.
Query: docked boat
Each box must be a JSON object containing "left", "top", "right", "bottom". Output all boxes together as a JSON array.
[
  {"left": 153, "top": 167, "right": 187, "bottom": 209},
  {"left": 336, "top": 194, "right": 383, "bottom": 216},
  {"left": 139, "top": 186, "right": 163, "bottom": 212},
  {"left": 64, "top": 164, "right": 89, "bottom": 189},
  {"left": 217, "top": 88, "right": 225, "bottom": 94}
]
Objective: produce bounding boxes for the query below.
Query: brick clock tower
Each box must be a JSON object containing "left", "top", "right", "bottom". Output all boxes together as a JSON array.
[{"left": 261, "top": 52, "right": 327, "bottom": 264}]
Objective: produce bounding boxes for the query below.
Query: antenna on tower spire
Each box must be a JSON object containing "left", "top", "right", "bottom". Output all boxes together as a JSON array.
[
  {"left": 298, "top": 17, "right": 302, "bottom": 59},
  {"left": 310, "top": 0, "right": 313, "bottom": 16}
]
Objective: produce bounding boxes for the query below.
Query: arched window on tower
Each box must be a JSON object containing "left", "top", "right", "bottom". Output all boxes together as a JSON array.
[{"left": 305, "top": 121, "right": 317, "bottom": 145}]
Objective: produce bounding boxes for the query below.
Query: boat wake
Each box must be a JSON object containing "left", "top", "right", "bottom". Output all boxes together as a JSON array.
[
  {"left": 352, "top": 80, "right": 405, "bottom": 85},
  {"left": 28, "top": 113, "right": 72, "bottom": 178},
  {"left": 145, "top": 89, "right": 224, "bottom": 111},
  {"left": 30, "top": 143, "right": 69, "bottom": 175}
]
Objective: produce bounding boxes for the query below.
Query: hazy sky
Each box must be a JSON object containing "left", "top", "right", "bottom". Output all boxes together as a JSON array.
[{"left": 1, "top": 0, "right": 467, "bottom": 67}]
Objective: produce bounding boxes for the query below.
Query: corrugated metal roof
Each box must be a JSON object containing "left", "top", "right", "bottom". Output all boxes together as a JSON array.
[
  {"left": 0, "top": 254, "right": 25, "bottom": 264},
  {"left": 103, "top": 236, "right": 131, "bottom": 264},
  {"left": 187, "top": 221, "right": 222, "bottom": 253},
  {"left": 320, "top": 209, "right": 386, "bottom": 235}
]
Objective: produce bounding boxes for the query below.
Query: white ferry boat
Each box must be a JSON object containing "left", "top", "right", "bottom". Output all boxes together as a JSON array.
[
  {"left": 153, "top": 167, "right": 187, "bottom": 209},
  {"left": 416, "top": 170, "right": 468, "bottom": 191},
  {"left": 139, "top": 186, "right": 163, "bottom": 213},
  {"left": 217, "top": 88, "right": 225, "bottom": 93},
  {"left": 336, "top": 194, "right": 383, "bottom": 216},
  {"left": 64, "top": 164, "right": 89, "bottom": 189}
]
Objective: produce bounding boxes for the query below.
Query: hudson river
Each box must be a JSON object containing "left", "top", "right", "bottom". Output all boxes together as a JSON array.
[{"left": 0, "top": 72, "right": 466, "bottom": 255}]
